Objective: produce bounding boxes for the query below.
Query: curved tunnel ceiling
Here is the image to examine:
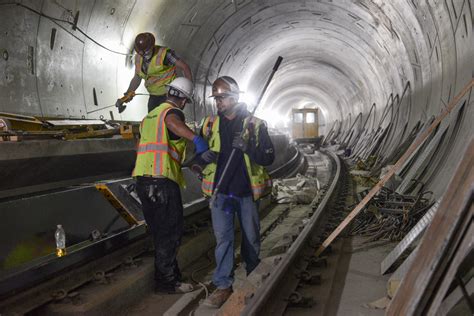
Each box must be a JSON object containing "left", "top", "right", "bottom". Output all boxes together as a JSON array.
[
  {"left": 0, "top": 0, "right": 472, "bottom": 199},
  {"left": 0, "top": 0, "right": 472, "bottom": 135},
  {"left": 188, "top": 0, "right": 427, "bottom": 131}
]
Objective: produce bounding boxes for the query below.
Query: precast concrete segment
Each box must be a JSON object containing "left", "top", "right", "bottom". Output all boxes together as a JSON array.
[{"left": 0, "top": 1, "right": 472, "bottom": 220}]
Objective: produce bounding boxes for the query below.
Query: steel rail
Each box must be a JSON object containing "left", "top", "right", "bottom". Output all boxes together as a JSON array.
[
  {"left": 268, "top": 146, "right": 302, "bottom": 178},
  {"left": 0, "top": 149, "right": 303, "bottom": 304},
  {"left": 0, "top": 192, "right": 205, "bottom": 300},
  {"left": 241, "top": 149, "right": 341, "bottom": 315}
]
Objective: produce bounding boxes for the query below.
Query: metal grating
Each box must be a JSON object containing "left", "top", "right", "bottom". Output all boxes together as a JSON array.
[{"left": 380, "top": 200, "right": 440, "bottom": 274}]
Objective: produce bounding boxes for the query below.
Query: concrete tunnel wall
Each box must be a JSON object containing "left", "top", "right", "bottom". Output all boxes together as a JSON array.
[{"left": 0, "top": 0, "right": 473, "bottom": 200}]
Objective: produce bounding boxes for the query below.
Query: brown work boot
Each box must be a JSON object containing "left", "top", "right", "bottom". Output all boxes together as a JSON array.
[{"left": 202, "top": 287, "right": 233, "bottom": 308}]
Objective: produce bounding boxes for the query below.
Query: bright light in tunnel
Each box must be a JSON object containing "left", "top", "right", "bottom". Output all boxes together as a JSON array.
[
  {"left": 255, "top": 108, "right": 291, "bottom": 130},
  {"left": 240, "top": 91, "right": 257, "bottom": 110}
]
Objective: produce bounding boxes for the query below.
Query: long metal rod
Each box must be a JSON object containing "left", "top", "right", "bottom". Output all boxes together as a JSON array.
[
  {"left": 315, "top": 78, "right": 473, "bottom": 257},
  {"left": 87, "top": 93, "right": 150, "bottom": 114},
  {"left": 242, "top": 150, "right": 341, "bottom": 315},
  {"left": 210, "top": 56, "right": 283, "bottom": 205}
]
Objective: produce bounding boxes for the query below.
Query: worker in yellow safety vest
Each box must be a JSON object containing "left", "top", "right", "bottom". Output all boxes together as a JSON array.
[
  {"left": 197, "top": 76, "right": 275, "bottom": 308},
  {"left": 116, "top": 32, "right": 193, "bottom": 113},
  {"left": 133, "top": 77, "right": 208, "bottom": 294}
]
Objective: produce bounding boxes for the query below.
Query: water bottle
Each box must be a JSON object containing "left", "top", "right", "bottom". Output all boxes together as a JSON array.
[{"left": 55, "top": 224, "right": 67, "bottom": 257}]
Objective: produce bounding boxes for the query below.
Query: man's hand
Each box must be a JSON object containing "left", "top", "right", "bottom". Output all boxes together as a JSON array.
[
  {"left": 116, "top": 99, "right": 127, "bottom": 113},
  {"left": 232, "top": 135, "right": 248, "bottom": 152},
  {"left": 200, "top": 150, "right": 218, "bottom": 164},
  {"left": 115, "top": 91, "right": 136, "bottom": 114},
  {"left": 122, "top": 91, "right": 136, "bottom": 103}
]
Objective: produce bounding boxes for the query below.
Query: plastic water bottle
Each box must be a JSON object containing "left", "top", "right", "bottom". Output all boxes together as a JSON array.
[{"left": 55, "top": 224, "right": 67, "bottom": 257}]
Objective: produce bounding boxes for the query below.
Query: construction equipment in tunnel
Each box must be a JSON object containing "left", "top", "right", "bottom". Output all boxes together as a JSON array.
[
  {"left": 210, "top": 56, "right": 283, "bottom": 206},
  {"left": 291, "top": 107, "right": 322, "bottom": 146},
  {"left": 95, "top": 180, "right": 145, "bottom": 226},
  {"left": 387, "top": 138, "right": 474, "bottom": 315},
  {"left": 87, "top": 92, "right": 150, "bottom": 114},
  {"left": 0, "top": 112, "right": 140, "bottom": 141},
  {"left": 315, "top": 78, "right": 474, "bottom": 257}
]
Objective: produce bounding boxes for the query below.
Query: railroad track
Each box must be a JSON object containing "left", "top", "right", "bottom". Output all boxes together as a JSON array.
[
  {"left": 0, "top": 147, "right": 345, "bottom": 315},
  {"left": 214, "top": 149, "right": 346, "bottom": 315},
  {"left": 134, "top": 149, "right": 346, "bottom": 316}
]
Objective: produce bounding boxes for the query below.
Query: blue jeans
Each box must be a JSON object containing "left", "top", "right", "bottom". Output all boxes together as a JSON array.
[{"left": 211, "top": 194, "right": 261, "bottom": 289}]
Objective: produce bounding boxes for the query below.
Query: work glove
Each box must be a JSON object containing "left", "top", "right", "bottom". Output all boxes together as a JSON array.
[
  {"left": 115, "top": 99, "right": 127, "bottom": 113},
  {"left": 193, "top": 136, "right": 209, "bottom": 154},
  {"left": 232, "top": 134, "right": 248, "bottom": 152},
  {"left": 115, "top": 91, "right": 135, "bottom": 114},
  {"left": 199, "top": 150, "right": 218, "bottom": 164}
]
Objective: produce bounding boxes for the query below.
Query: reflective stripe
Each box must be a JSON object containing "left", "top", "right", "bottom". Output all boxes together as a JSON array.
[
  {"left": 156, "top": 47, "right": 166, "bottom": 65},
  {"left": 146, "top": 67, "right": 176, "bottom": 84},
  {"left": 156, "top": 108, "right": 168, "bottom": 142},
  {"left": 137, "top": 143, "right": 180, "bottom": 162},
  {"left": 202, "top": 179, "right": 214, "bottom": 193},
  {"left": 251, "top": 179, "right": 273, "bottom": 189},
  {"left": 251, "top": 179, "right": 273, "bottom": 197},
  {"left": 155, "top": 146, "right": 161, "bottom": 175},
  {"left": 203, "top": 117, "right": 211, "bottom": 137},
  {"left": 155, "top": 104, "right": 184, "bottom": 142}
]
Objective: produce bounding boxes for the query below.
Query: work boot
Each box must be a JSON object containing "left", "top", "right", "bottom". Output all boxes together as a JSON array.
[
  {"left": 202, "top": 287, "right": 233, "bottom": 308},
  {"left": 155, "top": 282, "right": 194, "bottom": 294}
]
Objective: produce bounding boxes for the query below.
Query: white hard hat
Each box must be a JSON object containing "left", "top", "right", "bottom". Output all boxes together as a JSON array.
[{"left": 167, "top": 77, "right": 194, "bottom": 100}]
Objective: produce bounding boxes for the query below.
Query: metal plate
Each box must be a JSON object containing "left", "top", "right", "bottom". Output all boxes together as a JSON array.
[
  {"left": 36, "top": 18, "right": 86, "bottom": 117},
  {"left": 396, "top": 119, "right": 450, "bottom": 194},
  {"left": 380, "top": 200, "right": 440, "bottom": 274},
  {"left": 0, "top": 3, "right": 42, "bottom": 115}
]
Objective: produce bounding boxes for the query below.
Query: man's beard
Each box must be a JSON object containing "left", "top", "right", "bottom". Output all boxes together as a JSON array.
[{"left": 217, "top": 107, "right": 227, "bottom": 115}]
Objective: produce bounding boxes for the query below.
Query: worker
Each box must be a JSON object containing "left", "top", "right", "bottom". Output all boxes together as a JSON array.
[
  {"left": 133, "top": 77, "right": 208, "bottom": 294},
  {"left": 198, "top": 76, "right": 275, "bottom": 307},
  {"left": 116, "top": 32, "right": 193, "bottom": 113}
]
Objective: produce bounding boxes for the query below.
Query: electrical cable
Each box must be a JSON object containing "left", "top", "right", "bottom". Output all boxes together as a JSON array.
[
  {"left": 1, "top": 2, "right": 132, "bottom": 56},
  {"left": 190, "top": 248, "right": 214, "bottom": 299}
]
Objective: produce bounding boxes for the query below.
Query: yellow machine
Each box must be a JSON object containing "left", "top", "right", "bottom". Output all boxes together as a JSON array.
[{"left": 291, "top": 108, "right": 319, "bottom": 140}]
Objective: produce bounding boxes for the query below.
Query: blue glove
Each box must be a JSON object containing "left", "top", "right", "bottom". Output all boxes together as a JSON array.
[{"left": 193, "top": 136, "right": 209, "bottom": 154}]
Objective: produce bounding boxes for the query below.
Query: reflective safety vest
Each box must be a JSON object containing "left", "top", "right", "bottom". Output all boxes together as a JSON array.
[
  {"left": 200, "top": 115, "right": 272, "bottom": 200},
  {"left": 135, "top": 46, "right": 177, "bottom": 96},
  {"left": 132, "top": 103, "right": 186, "bottom": 187}
]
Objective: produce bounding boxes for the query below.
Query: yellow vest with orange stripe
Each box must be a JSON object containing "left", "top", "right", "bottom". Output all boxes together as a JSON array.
[
  {"left": 201, "top": 115, "right": 272, "bottom": 201},
  {"left": 135, "top": 46, "right": 176, "bottom": 96},
  {"left": 132, "top": 103, "right": 186, "bottom": 187}
]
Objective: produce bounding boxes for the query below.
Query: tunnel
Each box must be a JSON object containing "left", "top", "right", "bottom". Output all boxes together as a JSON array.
[{"left": 0, "top": 0, "right": 473, "bottom": 315}]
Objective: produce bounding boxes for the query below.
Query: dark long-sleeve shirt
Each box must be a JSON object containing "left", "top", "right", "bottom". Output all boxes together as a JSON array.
[{"left": 214, "top": 106, "right": 275, "bottom": 197}]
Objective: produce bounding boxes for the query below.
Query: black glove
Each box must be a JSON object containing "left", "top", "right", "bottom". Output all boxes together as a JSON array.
[
  {"left": 232, "top": 135, "right": 248, "bottom": 152},
  {"left": 200, "top": 150, "right": 218, "bottom": 164},
  {"left": 115, "top": 99, "right": 126, "bottom": 113}
]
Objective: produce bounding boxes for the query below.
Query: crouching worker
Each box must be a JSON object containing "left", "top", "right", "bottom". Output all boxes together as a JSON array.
[
  {"left": 133, "top": 77, "right": 209, "bottom": 294},
  {"left": 199, "top": 76, "right": 275, "bottom": 307}
]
